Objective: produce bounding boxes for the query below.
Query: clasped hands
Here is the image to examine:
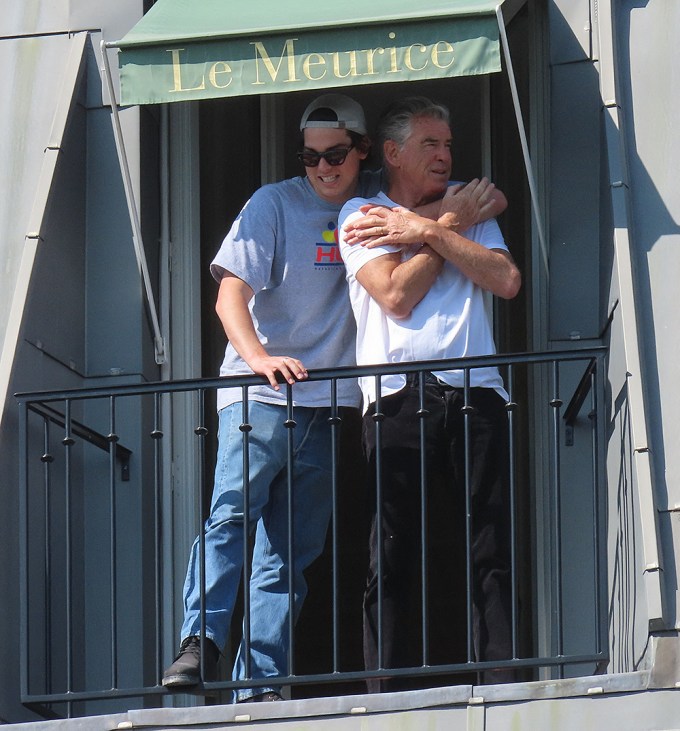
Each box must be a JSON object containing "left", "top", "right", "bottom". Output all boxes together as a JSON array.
[{"left": 343, "top": 177, "right": 498, "bottom": 249}]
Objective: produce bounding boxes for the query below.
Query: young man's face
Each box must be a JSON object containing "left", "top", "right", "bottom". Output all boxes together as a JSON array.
[
  {"left": 302, "top": 128, "right": 367, "bottom": 205},
  {"left": 391, "top": 115, "right": 452, "bottom": 204}
]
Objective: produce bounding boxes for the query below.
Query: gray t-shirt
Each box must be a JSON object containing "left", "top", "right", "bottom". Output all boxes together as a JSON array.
[{"left": 211, "top": 171, "right": 381, "bottom": 410}]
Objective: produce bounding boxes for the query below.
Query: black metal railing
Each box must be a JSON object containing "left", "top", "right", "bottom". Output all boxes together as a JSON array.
[{"left": 16, "top": 347, "right": 608, "bottom": 717}]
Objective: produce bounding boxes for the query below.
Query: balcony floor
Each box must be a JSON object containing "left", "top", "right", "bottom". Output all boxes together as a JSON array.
[{"left": 13, "top": 671, "right": 680, "bottom": 730}]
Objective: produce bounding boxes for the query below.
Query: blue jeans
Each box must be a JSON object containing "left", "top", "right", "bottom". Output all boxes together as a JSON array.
[{"left": 180, "top": 401, "right": 334, "bottom": 701}]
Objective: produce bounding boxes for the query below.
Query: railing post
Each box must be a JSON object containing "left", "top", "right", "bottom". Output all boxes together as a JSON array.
[
  {"left": 373, "top": 375, "right": 385, "bottom": 672},
  {"left": 240, "top": 387, "right": 253, "bottom": 680},
  {"left": 19, "top": 399, "right": 30, "bottom": 702},
  {"left": 108, "top": 395, "right": 119, "bottom": 688},
  {"left": 63, "top": 399, "right": 75, "bottom": 716},
  {"left": 506, "top": 364, "right": 519, "bottom": 660},
  {"left": 151, "top": 392, "right": 164, "bottom": 683},
  {"left": 195, "top": 389, "right": 209, "bottom": 684},
  {"left": 594, "top": 353, "right": 609, "bottom": 662},
  {"left": 329, "top": 379, "right": 342, "bottom": 673},
  {"left": 550, "top": 361, "right": 564, "bottom": 677},
  {"left": 462, "top": 369, "right": 474, "bottom": 666},
  {"left": 417, "top": 371, "right": 430, "bottom": 668},
  {"left": 285, "top": 384, "right": 297, "bottom": 676}
]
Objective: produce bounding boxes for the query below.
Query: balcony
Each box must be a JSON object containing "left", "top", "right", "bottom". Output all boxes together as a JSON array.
[{"left": 16, "top": 347, "right": 607, "bottom": 720}]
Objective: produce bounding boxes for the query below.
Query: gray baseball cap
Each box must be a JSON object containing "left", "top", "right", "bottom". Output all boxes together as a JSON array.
[{"left": 300, "top": 94, "right": 367, "bottom": 136}]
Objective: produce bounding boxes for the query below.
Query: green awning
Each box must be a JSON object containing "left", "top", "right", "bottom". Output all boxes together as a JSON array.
[{"left": 114, "top": 0, "right": 503, "bottom": 105}]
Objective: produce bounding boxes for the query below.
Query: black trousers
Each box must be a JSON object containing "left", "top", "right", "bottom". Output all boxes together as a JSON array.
[{"left": 362, "top": 377, "right": 513, "bottom": 691}]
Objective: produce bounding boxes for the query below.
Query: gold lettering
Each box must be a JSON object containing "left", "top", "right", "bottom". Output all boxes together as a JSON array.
[
  {"left": 251, "top": 38, "right": 299, "bottom": 85},
  {"left": 362, "top": 47, "right": 383, "bottom": 75},
  {"left": 331, "top": 50, "right": 358, "bottom": 79},
  {"left": 431, "top": 41, "right": 455, "bottom": 69},
  {"left": 387, "top": 32, "right": 399, "bottom": 73},
  {"left": 168, "top": 48, "right": 206, "bottom": 93},
  {"left": 404, "top": 43, "right": 428, "bottom": 72},
  {"left": 303, "top": 53, "right": 326, "bottom": 81},
  {"left": 208, "top": 61, "right": 233, "bottom": 88},
  {"left": 167, "top": 33, "right": 459, "bottom": 96}
]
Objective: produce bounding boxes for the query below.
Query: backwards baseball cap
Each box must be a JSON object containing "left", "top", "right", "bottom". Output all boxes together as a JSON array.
[{"left": 300, "top": 93, "right": 367, "bottom": 136}]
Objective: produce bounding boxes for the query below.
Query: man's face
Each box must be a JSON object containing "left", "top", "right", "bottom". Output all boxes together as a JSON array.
[
  {"left": 390, "top": 115, "right": 452, "bottom": 204},
  {"left": 302, "top": 128, "right": 366, "bottom": 205}
]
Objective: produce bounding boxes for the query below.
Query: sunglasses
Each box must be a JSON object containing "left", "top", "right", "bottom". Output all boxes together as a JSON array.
[{"left": 297, "top": 144, "right": 355, "bottom": 167}]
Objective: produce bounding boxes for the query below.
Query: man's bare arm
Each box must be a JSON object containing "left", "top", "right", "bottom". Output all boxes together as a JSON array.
[
  {"left": 352, "top": 246, "right": 444, "bottom": 319},
  {"left": 216, "top": 273, "right": 308, "bottom": 389},
  {"left": 416, "top": 177, "right": 507, "bottom": 228},
  {"left": 426, "top": 231, "right": 521, "bottom": 299},
  {"left": 345, "top": 208, "right": 520, "bottom": 300},
  {"left": 345, "top": 177, "right": 507, "bottom": 249},
  {"left": 437, "top": 178, "right": 508, "bottom": 230}
]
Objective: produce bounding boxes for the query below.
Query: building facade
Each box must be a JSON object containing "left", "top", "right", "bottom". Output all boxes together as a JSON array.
[{"left": 2, "top": 0, "right": 680, "bottom": 727}]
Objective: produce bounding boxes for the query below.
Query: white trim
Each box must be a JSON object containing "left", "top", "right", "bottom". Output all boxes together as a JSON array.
[{"left": 165, "top": 102, "right": 203, "bottom": 691}]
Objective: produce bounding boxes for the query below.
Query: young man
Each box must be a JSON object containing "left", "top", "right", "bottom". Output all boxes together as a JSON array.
[
  {"left": 162, "top": 94, "right": 373, "bottom": 702},
  {"left": 339, "top": 97, "right": 522, "bottom": 690}
]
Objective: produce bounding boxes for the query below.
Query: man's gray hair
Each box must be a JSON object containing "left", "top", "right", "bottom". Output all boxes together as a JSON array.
[{"left": 377, "top": 96, "right": 451, "bottom": 157}]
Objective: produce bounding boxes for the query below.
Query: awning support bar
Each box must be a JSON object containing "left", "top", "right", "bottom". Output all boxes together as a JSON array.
[
  {"left": 100, "top": 40, "right": 167, "bottom": 365},
  {"left": 496, "top": 5, "right": 549, "bottom": 280}
]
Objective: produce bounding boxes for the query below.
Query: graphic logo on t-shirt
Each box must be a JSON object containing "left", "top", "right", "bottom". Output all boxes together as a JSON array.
[{"left": 314, "top": 221, "right": 344, "bottom": 267}]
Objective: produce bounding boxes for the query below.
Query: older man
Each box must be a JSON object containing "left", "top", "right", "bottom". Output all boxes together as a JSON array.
[{"left": 339, "top": 96, "right": 521, "bottom": 690}]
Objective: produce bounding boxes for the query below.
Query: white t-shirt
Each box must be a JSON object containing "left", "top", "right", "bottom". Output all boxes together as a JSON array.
[{"left": 339, "top": 191, "right": 509, "bottom": 410}]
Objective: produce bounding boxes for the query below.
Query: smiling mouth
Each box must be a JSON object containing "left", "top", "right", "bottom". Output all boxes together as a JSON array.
[{"left": 319, "top": 175, "right": 339, "bottom": 183}]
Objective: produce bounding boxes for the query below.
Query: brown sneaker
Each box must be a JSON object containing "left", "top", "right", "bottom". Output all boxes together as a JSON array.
[{"left": 237, "top": 691, "right": 283, "bottom": 703}]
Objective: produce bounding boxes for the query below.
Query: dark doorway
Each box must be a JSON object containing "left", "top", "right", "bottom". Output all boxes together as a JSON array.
[{"left": 196, "top": 29, "right": 535, "bottom": 691}]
